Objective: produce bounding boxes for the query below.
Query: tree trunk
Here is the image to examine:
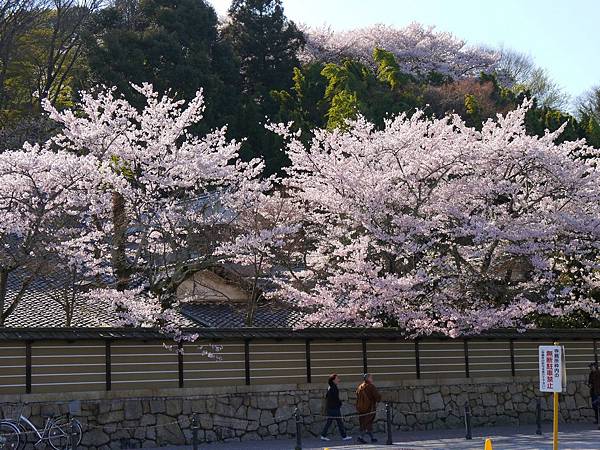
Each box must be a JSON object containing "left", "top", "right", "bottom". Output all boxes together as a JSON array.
[
  {"left": 245, "top": 293, "right": 258, "bottom": 327},
  {"left": 112, "top": 192, "right": 129, "bottom": 291}
]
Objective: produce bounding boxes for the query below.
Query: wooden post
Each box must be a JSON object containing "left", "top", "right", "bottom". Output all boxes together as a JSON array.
[
  {"left": 362, "top": 338, "right": 368, "bottom": 374},
  {"left": 25, "top": 340, "right": 32, "bottom": 394},
  {"left": 509, "top": 339, "right": 516, "bottom": 377},
  {"left": 415, "top": 339, "right": 421, "bottom": 380},
  {"left": 244, "top": 339, "right": 251, "bottom": 386},
  {"left": 178, "top": 342, "right": 184, "bottom": 388},
  {"left": 305, "top": 339, "right": 312, "bottom": 384},
  {"left": 464, "top": 339, "right": 470, "bottom": 378},
  {"left": 105, "top": 340, "right": 111, "bottom": 391}
]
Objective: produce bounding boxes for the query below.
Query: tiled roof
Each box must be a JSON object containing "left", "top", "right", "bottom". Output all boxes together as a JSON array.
[
  {"left": 2, "top": 271, "right": 299, "bottom": 329},
  {"left": 180, "top": 302, "right": 302, "bottom": 328},
  {"left": 2, "top": 272, "right": 119, "bottom": 328},
  {"left": 4, "top": 292, "right": 117, "bottom": 328}
]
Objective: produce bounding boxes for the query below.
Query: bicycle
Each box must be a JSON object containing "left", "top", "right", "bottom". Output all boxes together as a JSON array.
[
  {"left": 0, "top": 421, "right": 20, "bottom": 450},
  {"left": 3, "top": 409, "right": 82, "bottom": 450}
]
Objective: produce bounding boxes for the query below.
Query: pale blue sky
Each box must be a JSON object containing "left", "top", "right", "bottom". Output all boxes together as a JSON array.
[{"left": 210, "top": 0, "right": 600, "bottom": 104}]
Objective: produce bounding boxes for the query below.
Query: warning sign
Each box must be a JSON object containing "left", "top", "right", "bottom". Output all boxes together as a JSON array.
[{"left": 539, "top": 345, "right": 565, "bottom": 393}]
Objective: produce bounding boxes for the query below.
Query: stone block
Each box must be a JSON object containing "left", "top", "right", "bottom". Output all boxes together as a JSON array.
[
  {"left": 124, "top": 400, "right": 143, "bottom": 420},
  {"left": 482, "top": 393, "right": 497, "bottom": 407},
  {"left": 565, "top": 396, "right": 577, "bottom": 410},
  {"left": 256, "top": 396, "right": 278, "bottom": 410},
  {"left": 97, "top": 410, "right": 124, "bottom": 424},
  {"left": 274, "top": 405, "right": 294, "bottom": 422},
  {"left": 397, "top": 389, "right": 412, "bottom": 403},
  {"left": 150, "top": 399, "right": 166, "bottom": 414},
  {"left": 166, "top": 399, "right": 182, "bottom": 417},
  {"left": 140, "top": 413, "right": 156, "bottom": 427},
  {"left": 199, "top": 413, "right": 213, "bottom": 429},
  {"left": 156, "top": 414, "right": 185, "bottom": 446},
  {"left": 260, "top": 410, "right": 274, "bottom": 426},
  {"left": 247, "top": 407, "right": 261, "bottom": 421},
  {"left": 215, "top": 402, "right": 235, "bottom": 418},
  {"left": 82, "top": 429, "right": 110, "bottom": 447},
  {"left": 428, "top": 393, "right": 444, "bottom": 411},
  {"left": 214, "top": 415, "right": 248, "bottom": 431}
]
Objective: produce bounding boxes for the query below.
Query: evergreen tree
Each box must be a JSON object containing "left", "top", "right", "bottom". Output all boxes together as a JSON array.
[
  {"left": 223, "top": 0, "right": 305, "bottom": 173},
  {"left": 224, "top": 0, "right": 304, "bottom": 102},
  {"left": 86, "top": 0, "right": 240, "bottom": 131}
]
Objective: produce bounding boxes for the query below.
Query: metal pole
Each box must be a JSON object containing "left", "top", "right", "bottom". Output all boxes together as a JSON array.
[
  {"left": 464, "top": 402, "right": 472, "bottom": 440},
  {"left": 385, "top": 402, "right": 393, "bottom": 445},
  {"left": 553, "top": 340, "right": 559, "bottom": 450},
  {"left": 192, "top": 413, "right": 199, "bottom": 450},
  {"left": 68, "top": 415, "right": 76, "bottom": 450},
  {"left": 553, "top": 392, "right": 559, "bottom": 450},
  {"left": 294, "top": 407, "right": 302, "bottom": 450},
  {"left": 536, "top": 397, "right": 542, "bottom": 435}
]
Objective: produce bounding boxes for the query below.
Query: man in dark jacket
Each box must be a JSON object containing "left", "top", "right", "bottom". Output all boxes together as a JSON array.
[
  {"left": 320, "top": 374, "right": 352, "bottom": 441},
  {"left": 588, "top": 362, "right": 600, "bottom": 423},
  {"left": 356, "top": 373, "right": 382, "bottom": 444}
]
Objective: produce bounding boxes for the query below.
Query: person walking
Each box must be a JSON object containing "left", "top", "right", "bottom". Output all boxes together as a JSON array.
[
  {"left": 356, "top": 373, "right": 381, "bottom": 444},
  {"left": 588, "top": 362, "right": 600, "bottom": 424},
  {"left": 320, "top": 373, "right": 353, "bottom": 442}
]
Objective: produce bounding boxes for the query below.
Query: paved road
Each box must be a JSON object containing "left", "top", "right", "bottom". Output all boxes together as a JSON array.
[{"left": 143, "top": 423, "right": 600, "bottom": 449}]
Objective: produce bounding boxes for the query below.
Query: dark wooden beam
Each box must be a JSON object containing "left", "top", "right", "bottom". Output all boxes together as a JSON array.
[
  {"left": 178, "top": 342, "right": 184, "bottom": 388},
  {"left": 415, "top": 339, "right": 421, "bottom": 380},
  {"left": 25, "top": 340, "right": 32, "bottom": 394},
  {"left": 464, "top": 339, "right": 470, "bottom": 378},
  {"left": 305, "top": 339, "right": 312, "bottom": 383},
  {"left": 509, "top": 339, "right": 516, "bottom": 377},
  {"left": 244, "top": 339, "right": 251, "bottom": 386},
  {"left": 362, "top": 338, "right": 368, "bottom": 374},
  {"left": 105, "top": 340, "right": 112, "bottom": 391}
]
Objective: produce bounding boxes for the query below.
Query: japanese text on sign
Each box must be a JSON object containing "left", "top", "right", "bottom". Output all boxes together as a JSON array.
[{"left": 539, "top": 345, "right": 565, "bottom": 393}]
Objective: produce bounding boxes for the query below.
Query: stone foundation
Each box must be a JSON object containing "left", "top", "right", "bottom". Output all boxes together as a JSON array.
[{"left": 0, "top": 375, "right": 594, "bottom": 449}]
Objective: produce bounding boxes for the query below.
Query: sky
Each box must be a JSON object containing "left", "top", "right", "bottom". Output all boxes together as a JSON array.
[{"left": 209, "top": 0, "right": 600, "bottom": 104}]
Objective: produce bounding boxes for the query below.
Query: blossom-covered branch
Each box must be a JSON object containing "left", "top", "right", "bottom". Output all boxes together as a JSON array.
[{"left": 273, "top": 101, "right": 600, "bottom": 336}]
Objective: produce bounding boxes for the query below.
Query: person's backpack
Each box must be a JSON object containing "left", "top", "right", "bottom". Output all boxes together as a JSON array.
[{"left": 356, "top": 382, "right": 371, "bottom": 412}]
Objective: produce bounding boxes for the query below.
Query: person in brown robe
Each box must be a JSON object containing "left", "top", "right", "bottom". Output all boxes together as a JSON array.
[
  {"left": 356, "top": 373, "right": 381, "bottom": 444},
  {"left": 588, "top": 362, "right": 600, "bottom": 424}
]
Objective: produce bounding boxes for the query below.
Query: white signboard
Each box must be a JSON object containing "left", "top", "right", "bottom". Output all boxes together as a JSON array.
[{"left": 539, "top": 345, "right": 566, "bottom": 393}]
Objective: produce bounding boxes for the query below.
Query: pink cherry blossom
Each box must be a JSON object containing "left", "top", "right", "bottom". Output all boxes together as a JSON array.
[{"left": 271, "top": 101, "right": 600, "bottom": 336}]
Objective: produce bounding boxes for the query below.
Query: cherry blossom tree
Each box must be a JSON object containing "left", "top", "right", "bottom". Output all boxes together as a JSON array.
[
  {"left": 216, "top": 190, "right": 302, "bottom": 325},
  {"left": 43, "top": 83, "right": 271, "bottom": 326},
  {"left": 301, "top": 23, "right": 499, "bottom": 80},
  {"left": 0, "top": 145, "right": 113, "bottom": 325},
  {"left": 272, "top": 102, "right": 600, "bottom": 336}
]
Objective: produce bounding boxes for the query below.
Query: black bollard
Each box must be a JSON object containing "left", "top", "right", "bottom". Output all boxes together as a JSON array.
[
  {"left": 192, "top": 413, "right": 199, "bottom": 450},
  {"left": 68, "top": 415, "right": 77, "bottom": 450},
  {"left": 536, "top": 398, "right": 542, "bottom": 435},
  {"left": 464, "top": 402, "right": 472, "bottom": 440},
  {"left": 385, "top": 402, "right": 393, "bottom": 445},
  {"left": 294, "top": 407, "right": 302, "bottom": 450}
]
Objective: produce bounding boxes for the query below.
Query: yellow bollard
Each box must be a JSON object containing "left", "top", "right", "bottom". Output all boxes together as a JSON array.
[{"left": 484, "top": 438, "right": 493, "bottom": 450}]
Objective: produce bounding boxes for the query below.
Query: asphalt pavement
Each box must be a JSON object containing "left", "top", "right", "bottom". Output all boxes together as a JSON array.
[{"left": 141, "top": 423, "right": 600, "bottom": 449}]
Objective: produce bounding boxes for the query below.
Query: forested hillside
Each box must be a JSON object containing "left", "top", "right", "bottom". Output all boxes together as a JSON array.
[{"left": 2, "top": 0, "right": 599, "bottom": 173}]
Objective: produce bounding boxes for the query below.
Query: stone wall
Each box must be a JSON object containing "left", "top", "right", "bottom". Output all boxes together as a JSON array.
[{"left": 0, "top": 375, "right": 594, "bottom": 449}]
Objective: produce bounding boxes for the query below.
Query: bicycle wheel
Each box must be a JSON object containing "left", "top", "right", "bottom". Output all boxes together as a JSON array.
[
  {"left": 0, "top": 421, "right": 21, "bottom": 450},
  {"left": 47, "top": 418, "right": 82, "bottom": 450}
]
